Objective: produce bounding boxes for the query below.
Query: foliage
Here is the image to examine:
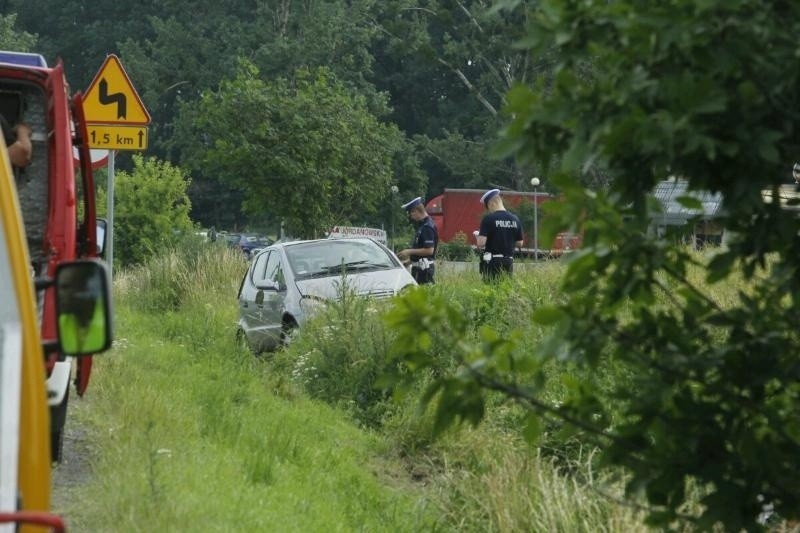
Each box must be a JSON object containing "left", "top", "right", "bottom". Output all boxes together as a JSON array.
[
  {"left": 64, "top": 255, "right": 647, "bottom": 531},
  {"left": 97, "top": 155, "right": 194, "bottom": 267},
  {"left": 436, "top": 231, "right": 475, "bottom": 261},
  {"left": 5, "top": 1, "right": 558, "bottom": 227},
  {"left": 271, "top": 282, "right": 399, "bottom": 428},
  {"left": 9, "top": 1, "right": 555, "bottom": 215},
  {"left": 182, "top": 61, "right": 415, "bottom": 238},
  {"left": 391, "top": 0, "right": 800, "bottom": 530},
  {"left": 370, "top": 1, "right": 552, "bottom": 192},
  {"left": 70, "top": 252, "right": 436, "bottom": 531},
  {"left": 0, "top": 13, "right": 36, "bottom": 51},
  {"left": 118, "top": 238, "right": 243, "bottom": 314}
]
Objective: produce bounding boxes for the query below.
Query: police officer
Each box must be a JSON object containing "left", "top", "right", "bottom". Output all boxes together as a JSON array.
[
  {"left": 397, "top": 196, "right": 438, "bottom": 284},
  {"left": 476, "top": 189, "right": 523, "bottom": 282}
]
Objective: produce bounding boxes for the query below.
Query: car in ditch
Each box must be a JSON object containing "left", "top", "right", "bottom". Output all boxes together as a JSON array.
[{"left": 236, "top": 237, "right": 416, "bottom": 353}]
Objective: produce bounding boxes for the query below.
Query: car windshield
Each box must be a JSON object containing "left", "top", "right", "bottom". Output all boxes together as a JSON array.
[{"left": 286, "top": 240, "right": 397, "bottom": 280}]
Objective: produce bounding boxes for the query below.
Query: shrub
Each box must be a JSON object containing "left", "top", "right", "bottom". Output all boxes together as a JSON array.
[
  {"left": 437, "top": 231, "right": 475, "bottom": 261},
  {"left": 271, "top": 281, "right": 399, "bottom": 428}
]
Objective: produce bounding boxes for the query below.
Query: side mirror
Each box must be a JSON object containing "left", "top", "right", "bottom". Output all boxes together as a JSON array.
[
  {"left": 96, "top": 218, "right": 107, "bottom": 256},
  {"left": 254, "top": 279, "right": 281, "bottom": 291},
  {"left": 55, "top": 260, "right": 113, "bottom": 356}
]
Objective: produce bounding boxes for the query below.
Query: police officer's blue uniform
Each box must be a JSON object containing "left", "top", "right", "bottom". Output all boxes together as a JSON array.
[
  {"left": 478, "top": 190, "right": 523, "bottom": 281},
  {"left": 409, "top": 215, "right": 438, "bottom": 284}
]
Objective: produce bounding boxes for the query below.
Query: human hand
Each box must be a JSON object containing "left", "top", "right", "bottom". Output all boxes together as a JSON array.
[
  {"left": 13, "top": 122, "right": 32, "bottom": 140},
  {"left": 8, "top": 122, "right": 33, "bottom": 167}
]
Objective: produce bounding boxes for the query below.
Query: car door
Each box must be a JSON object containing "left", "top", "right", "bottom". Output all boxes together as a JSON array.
[
  {"left": 0, "top": 130, "right": 59, "bottom": 528},
  {"left": 238, "top": 251, "right": 269, "bottom": 349},
  {"left": 259, "top": 251, "right": 285, "bottom": 346}
]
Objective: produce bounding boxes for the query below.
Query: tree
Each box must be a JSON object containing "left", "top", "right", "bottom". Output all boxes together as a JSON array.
[
  {"left": 389, "top": 1, "right": 800, "bottom": 530},
  {"left": 369, "top": 1, "right": 548, "bottom": 191},
  {"left": 0, "top": 13, "right": 37, "bottom": 51},
  {"left": 181, "top": 61, "right": 421, "bottom": 238},
  {"left": 116, "top": 0, "right": 393, "bottom": 229},
  {"left": 97, "top": 155, "right": 193, "bottom": 267}
]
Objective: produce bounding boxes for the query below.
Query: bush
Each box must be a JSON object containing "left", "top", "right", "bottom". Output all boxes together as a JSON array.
[
  {"left": 437, "top": 231, "right": 475, "bottom": 261},
  {"left": 271, "top": 281, "right": 400, "bottom": 428},
  {"left": 97, "top": 155, "right": 194, "bottom": 267}
]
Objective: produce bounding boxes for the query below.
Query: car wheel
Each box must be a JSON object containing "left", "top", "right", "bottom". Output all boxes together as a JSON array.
[
  {"left": 280, "top": 318, "right": 298, "bottom": 348},
  {"left": 50, "top": 384, "right": 69, "bottom": 463}
]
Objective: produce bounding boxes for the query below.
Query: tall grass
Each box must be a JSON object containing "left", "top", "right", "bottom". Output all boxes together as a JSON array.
[
  {"left": 62, "top": 242, "right": 656, "bottom": 531},
  {"left": 63, "top": 242, "right": 438, "bottom": 532},
  {"left": 269, "top": 258, "right": 649, "bottom": 531}
]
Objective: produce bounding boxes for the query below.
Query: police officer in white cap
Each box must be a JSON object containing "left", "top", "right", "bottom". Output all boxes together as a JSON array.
[
  {"left": 476, "top": 189, "right": 523, "bottom": 281},
  {"left": 397, "top": 196, "right": 438, "bottom": 284}
]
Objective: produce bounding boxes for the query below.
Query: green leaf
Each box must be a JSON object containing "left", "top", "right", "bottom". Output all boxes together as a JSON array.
[
  {"left": 675, "top": 195, "right": 702, "bottom": 210},
  {"left": 522, "top": 412, "right": 543, "bottom": 444}
]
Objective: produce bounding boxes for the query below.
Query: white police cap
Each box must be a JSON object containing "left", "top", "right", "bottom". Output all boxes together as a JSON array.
[
  {"left": 480, "top": 188, "right": 500, "bottom": 206},
  {"left": 402, "top": 196, "right": 423, "bottom": 211}
]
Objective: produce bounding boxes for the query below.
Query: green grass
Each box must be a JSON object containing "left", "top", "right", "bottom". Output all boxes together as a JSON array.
[
  {"left": 63, "top": 243, "right": 649, "bottom": 531},
  {"left": 65, "top": 245, "right": 438, "bottom": 532}
]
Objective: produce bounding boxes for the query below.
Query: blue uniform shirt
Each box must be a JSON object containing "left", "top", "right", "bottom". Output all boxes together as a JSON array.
[
  {"left": 411, "top": 216, "right": 438, "bottom": 261},
  {"left": 479, "top": 210, "right": 522, "bottom": 256}
]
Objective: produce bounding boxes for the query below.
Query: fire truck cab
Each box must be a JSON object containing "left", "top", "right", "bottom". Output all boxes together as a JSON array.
[
  {"left": 0, "top": 127, "right": 111, "bottom": 531},
  {"left": 0, "top": 50, "right": 105, "bottom": 463}
]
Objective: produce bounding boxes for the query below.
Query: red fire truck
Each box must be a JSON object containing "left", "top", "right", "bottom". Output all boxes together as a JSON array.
[
  {"left": 0, "top": 50, "right": 106, "bottom": 462},
  {"left": 425, "top": 188, "right": 582, "bottom": 258},
  {"left": 1, "top": 128, "right": 112, "bottom": 532}
]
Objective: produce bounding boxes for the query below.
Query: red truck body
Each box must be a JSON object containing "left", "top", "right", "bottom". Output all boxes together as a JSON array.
[
  {"left": 425, "top": 188, "right": 582, "bottom": 257},
  {"left": 0, "top": 51, "right": 100, "bottom": 461}
]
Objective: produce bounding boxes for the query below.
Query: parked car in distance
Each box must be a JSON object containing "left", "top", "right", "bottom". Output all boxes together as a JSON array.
[
  {"left": 228, "top": 233, "right": 273, "bottom": 258},
  {"left": 237, "top": 237, "right": 416, "bottom": 353}
]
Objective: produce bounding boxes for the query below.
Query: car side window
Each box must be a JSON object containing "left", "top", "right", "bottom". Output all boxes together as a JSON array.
[
  {"left": 273, "top": 264, "right": 285, "bottom": 288},
  {"left": 264, "top": 252, "right": 281, "bottom": 285},
  {"left": 251, "top": 251, "right": 270, "bottom": 285}
]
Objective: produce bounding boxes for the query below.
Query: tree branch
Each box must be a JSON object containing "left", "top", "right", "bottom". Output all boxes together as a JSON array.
[
  {"left": 437, "top": 58, "right": 497, "bottom": 115},
  {"left": 456, "top": 1, "right": 483, "bottom": 33}
]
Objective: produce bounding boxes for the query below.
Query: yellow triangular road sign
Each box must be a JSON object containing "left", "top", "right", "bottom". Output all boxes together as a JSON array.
[{"left": 83, "top": 54, "right": 150, "bottom": 125}]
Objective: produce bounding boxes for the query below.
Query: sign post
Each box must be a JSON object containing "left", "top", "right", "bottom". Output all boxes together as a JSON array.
[{"left": 82, "top": 54, "right": 151, "bottom": 277}]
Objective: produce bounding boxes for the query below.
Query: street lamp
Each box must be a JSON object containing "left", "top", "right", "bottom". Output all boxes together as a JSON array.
[
  {"left": 390, "top": 185, "right": 399, "bottom": 250},
  {"left": 530, "top": 177, "right": 540, "bottom": 261}
]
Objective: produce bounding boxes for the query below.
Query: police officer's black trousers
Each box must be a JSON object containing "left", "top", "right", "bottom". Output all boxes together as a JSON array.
[
  {"left": 412, "top": 266, "right": 435, "bottom": 284},
  {"left": 481, "top": 258, "right": 512, "bottom": 282}
]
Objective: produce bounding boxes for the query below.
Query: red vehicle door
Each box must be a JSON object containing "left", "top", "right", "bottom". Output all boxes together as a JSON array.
[{"left": 71, "top": 89, "right": 98, "bottom": 395}]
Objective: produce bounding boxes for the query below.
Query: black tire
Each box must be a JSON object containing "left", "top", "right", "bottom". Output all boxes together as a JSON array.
[{"left": 50, "top": 384, "right": 69, "bottom": 463}]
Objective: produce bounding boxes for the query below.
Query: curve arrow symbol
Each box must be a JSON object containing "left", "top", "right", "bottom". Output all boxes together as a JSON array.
[{"left": 98, "top": 78, "right": 127, "bottom": 119}]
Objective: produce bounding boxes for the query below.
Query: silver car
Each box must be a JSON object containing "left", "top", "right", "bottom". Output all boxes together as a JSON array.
[{"left": 237, "top": 237, "right": 417, "bottom": 353}]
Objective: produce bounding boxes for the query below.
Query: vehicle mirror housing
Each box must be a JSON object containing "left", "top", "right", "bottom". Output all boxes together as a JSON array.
[{"left": 55, "top": 260, "right": 113, "bottom": 356}]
